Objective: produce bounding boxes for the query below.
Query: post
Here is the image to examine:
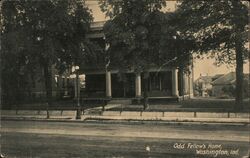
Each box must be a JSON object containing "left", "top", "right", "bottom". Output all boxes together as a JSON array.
[
  {"left": 75, "top": 67, "right": 81, "bottom": 119},
  {"left": 172, "top": 68, "right": 179, "bottom": 96},
  {"left": 74, "top": 76, "right": 77, "bottom": 99},
  {"left": 135, "top": 73, "right": 141, "bottom": 97},
  {"left": 106, "top": 71, "right": 112, "bottom": 98}
]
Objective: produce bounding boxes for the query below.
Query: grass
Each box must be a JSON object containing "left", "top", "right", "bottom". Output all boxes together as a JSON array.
[
  {"left": 180, "top": 98, "right": 249, "bottom": 108},
  {"left": 107, "top": 98, "right": 250, "bottom": 112}
]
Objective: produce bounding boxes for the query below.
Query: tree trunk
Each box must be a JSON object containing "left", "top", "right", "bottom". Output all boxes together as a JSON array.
[
  {"left": 143, "top": 71, "right": 149, "bottom": 110},
  {"left": 43, "top": 61, "right": 52, "bottom": 118},
  {"left": 235, "top": 40, "right": 244, "bottom": 111}
]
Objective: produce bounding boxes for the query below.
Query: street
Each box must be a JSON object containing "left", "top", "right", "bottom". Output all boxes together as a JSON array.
[{"left": 1, "top": 120, "right": 249, "bottom": 158}]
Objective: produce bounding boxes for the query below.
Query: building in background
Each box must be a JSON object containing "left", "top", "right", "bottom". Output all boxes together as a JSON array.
[
  {"left": 211, "top": 72, "right": 249, "bottom": 98},
  {"left": 194, "top": 72, "right": 249, "bottom": 98},
  {"left": 194, "top": 75, "right": 213, "bottom": 97}
]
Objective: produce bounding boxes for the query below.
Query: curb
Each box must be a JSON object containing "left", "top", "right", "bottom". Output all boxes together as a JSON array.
[
  {"left": 2, "top": 110, "right": 249, "bottom": 118},
  {"left": 1, "top": 116, "right": 249, "bottom": 126}
]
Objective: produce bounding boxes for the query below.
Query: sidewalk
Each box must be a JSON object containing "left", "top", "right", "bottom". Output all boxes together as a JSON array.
[{"left": 1, "top": 109, "right": 249, "bottom": 124}]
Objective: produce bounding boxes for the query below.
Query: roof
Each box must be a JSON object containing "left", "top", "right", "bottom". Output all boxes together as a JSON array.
[
  {"left": 212, "top": 72, "right": 249, "bottom": 85},
  {"left": 211, "top": 72, "right": 236, "bottom": 85},
  {"left": 211, "top": 74, "right": 224, "bottom": 81}
]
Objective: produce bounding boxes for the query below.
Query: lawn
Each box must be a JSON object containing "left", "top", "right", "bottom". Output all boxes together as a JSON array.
[
  {"left": 106, "top": 98, "right": 250, "bottom": 112},
  {"left": 180, "top": 98, "right": 249, "bottom": 109}
]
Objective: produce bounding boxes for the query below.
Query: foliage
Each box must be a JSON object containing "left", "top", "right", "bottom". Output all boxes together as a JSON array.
[
  {"left": 99, "top": 0, "right": 170, "bottom": 108},
  {"left": 175, "top": 0, "right": 249, "bottom": 65},
  {"left": 1, "top": 0, "right": 93, "bottom": 104},
  {"left": 100, "top": 0, "right": 167, "bottom": 72},
  {"left": 99, "top": 0, "right": 196, "bottom": 109},
  {"left": 174, "top": 0, "right": 249, "bottom": 109},
  {"left": 99, "top": 0, "right": 196, "bottom": 75},
  {"left": 1, "top": 0, "right": 93, "bottom": 70}
]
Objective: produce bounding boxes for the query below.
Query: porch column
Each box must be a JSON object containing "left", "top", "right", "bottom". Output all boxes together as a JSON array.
[
  {"left": 183, "top": 73, "right": 187, "bottom": 95},
  {"left": 189, "top": 65, "right": 194, "bottom": 98},
  {"left": 135, "top": 73, "right": 141, "bottom": 97},
  {"left": 57, "top": 75, "right": 62, "bottom": 97},
  {"left": 185, "top": 74, "right": 189, "bottom": 94},
  {"left": 172, "top": 68, "right": 179, "bottom": 96},
  {"left": 106, "top": 71, "right": 112, "bottom": 97},
  {"left": 74, "top": 77, "right": 80, "bottom": 99},
  {"left": 189, "top": 74, "right": 194, "bottom": 97},
  {"left": 64, "top": 77, "right": 68, "bottom": 96}
]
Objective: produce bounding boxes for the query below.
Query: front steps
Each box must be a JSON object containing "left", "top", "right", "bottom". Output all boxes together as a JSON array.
[{"left": 108, "top": 98, "right": 132, "bottom": 105}]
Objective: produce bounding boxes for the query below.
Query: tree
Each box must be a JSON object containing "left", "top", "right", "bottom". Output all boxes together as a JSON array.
[
  {"left": 174, "top": 0, "right": 249, "bottom": 110},
  {"left": 99, "top": 0, "right": 167, "bottom": 109},
  {"left": 99, "top": 0, "right": 195, "bottom": 109},
  {"left": 1, "top": 0, "right": 93, "bottom": 115}
]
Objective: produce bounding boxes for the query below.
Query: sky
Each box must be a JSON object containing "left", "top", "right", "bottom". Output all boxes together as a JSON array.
[
  {"left": 86, "top": 1, "right": 249, "bottom": 80},
  {"left": 86, "top": 1, "right": 107, "bottom": 21},
  {"left": 86, "top": 1, "right": 177, "bottom": 21},
  {"left": 193, "top": 57, "right": 249, "bottom": 80}
]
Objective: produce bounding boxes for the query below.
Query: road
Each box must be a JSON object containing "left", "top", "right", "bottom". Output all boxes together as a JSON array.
[{"left": 1, "top": 120, "right": 249, "bottom": 158}]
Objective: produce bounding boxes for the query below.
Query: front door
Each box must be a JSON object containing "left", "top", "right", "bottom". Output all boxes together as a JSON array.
[{"left": 111, "top": 73, "right": 135, "bottom": 98}]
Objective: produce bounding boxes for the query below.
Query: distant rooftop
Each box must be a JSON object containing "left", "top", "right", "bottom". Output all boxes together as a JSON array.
[
  {"left": 211, "top": 74, "right": 224, "bottom": 81},
  {"left": 90, "top": 21, "right": 105, "bottom": 29},
  {"left": 211, "top": 72, "right": 249, "bottom": 85},
  {"left": 211, "top": 72, "right": 235, "bottom": 85}
]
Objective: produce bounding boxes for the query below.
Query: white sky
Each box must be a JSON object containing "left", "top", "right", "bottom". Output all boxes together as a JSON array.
[
  {"left": 86, "top": 1, "right": 249, "bottom": 80},
  {"left": 86, "top": 1, "right": 177, "bottom": 22},
  {"left": 193, "top": 58, "right": 249, "bottom": 80},
  {"left": 86, "top": 0, "right": 107, "bottom": 22}
]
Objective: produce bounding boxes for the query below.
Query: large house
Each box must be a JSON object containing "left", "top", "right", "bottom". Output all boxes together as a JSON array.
[
  {"left": 76, "top": 2, "right": 195, "bottom": 102},
  {"left": 79, "top": 21, "right": 194, "bottom": 103}
]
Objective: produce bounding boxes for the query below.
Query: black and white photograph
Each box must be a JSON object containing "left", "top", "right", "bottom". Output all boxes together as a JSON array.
[{"left": 0, "top": 0, "right": 249, "bottom": 157}]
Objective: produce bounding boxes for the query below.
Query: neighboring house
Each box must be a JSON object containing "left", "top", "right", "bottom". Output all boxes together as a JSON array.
[
  {"left": 194, "top": 75, "right": 213, "bottom": 97},
  {"left": 211, "top": 72, "right": 249, "bottom": 98}
]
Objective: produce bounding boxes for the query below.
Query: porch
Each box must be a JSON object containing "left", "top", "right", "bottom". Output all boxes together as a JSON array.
[{"left": 83, "top": 68, "right": 193, "bottom": 102}]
